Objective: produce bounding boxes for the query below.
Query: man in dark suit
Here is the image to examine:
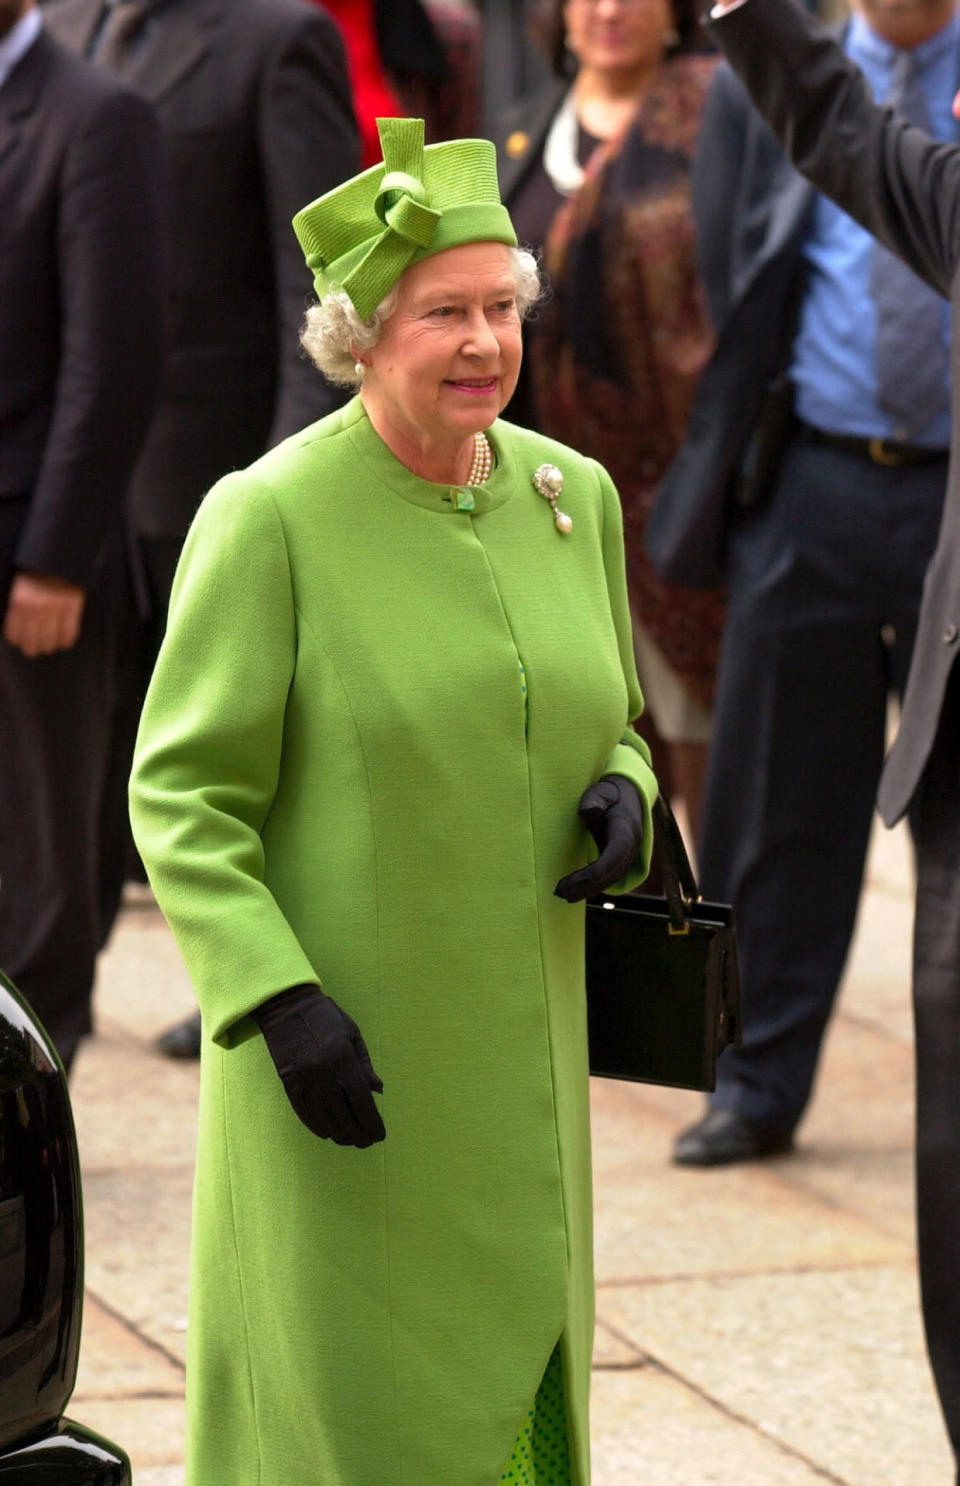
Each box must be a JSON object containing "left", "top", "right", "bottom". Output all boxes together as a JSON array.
[
  {"left": 0, "top": 0, "right": 164, "bottom": 1069},
  {"left": 45, "top": 0, "right": 359, "bottom": 1056},
  {"left": 699, "top": 0, "right": 960, "bottom": 1473},
  {"left": 650, "top": 0, "right": 957, "bottom": 1174}
]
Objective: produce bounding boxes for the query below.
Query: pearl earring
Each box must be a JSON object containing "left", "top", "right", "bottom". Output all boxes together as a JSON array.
[{"left": 354, "top": 361, "right": 365, "bottom": 379}]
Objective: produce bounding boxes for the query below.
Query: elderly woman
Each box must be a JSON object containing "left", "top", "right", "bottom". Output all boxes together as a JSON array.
[{"left": 129, "top": 118, "right": 657, "bottom": 1486}]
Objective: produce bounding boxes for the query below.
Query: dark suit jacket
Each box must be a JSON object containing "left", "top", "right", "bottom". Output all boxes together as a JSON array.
[
  {"left": 492, "top": 77, "right": 567, "bottom": 210},
  {"left": 707, "top": 0, "right": 960, "bottom": 825},
  {"left": 646, "top": 59, "right": 816, "bottom": 589},
  {"left": 0, "top": 27, "right": 163, "bottom": 589},
  {"left": 45, "top": 0, "right": 359, "bottom": 539}
]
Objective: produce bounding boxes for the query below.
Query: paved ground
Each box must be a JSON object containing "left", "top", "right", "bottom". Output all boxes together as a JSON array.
[{"left": 65, "top": 816, "right": 954, "bottom": 1485}]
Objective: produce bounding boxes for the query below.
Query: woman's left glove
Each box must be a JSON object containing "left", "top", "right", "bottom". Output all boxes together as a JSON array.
[
  {"left": 554, "top": 774, "right": 646, "bottom": 902},
  {"left": 254, "top": 983, "right": 386, "bottom": 1149}
]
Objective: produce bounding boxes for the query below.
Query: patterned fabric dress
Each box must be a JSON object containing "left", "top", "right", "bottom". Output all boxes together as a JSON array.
[
  {"left": 531, "top": 56, "right": 725, "bottom": 709},
  {"left": 500, "top": 1345, "right": 571, "bottom": 1484}
]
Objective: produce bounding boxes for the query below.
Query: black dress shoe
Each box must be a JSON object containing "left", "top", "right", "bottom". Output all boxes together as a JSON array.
[
  {"left": 672, "top": 1107, "right": 794, "bottom": 1167},
  {"left": 155, "top": 1011, "right": 201, "bottom": 1060}
]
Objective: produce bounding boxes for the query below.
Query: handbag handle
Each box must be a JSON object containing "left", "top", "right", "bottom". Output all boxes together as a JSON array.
[{"left": 652, "top": 794, "right": 700, "bottom": 931}]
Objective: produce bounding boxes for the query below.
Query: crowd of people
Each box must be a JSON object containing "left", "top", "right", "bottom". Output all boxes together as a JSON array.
[{"left": 2, "top": 0, "right": 960, "bottom": 1480}]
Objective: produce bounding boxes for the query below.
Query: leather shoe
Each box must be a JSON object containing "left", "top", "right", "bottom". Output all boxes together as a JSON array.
[
  {"left": 155, "top": 1011, "right": 201, "bottom": 1060},
  {"left": 672, "top": 1107, "right": 794, "bottom": 1167}
]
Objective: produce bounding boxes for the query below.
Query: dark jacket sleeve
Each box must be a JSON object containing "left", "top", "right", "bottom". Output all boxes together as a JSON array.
[
  {"left": 710, "top": 0, "right": 960, "bottom": 298},
  {"left": 15, "top": 85, "right": 165, "bottom": 588},
  {"left": 692, "top": 63, "right": 754, "bottom": 329},
  {"left": 258, "top": 8, "right": 359, "bottom": 445}
]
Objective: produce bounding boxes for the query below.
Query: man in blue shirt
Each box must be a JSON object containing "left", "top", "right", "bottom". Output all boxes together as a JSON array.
[{"left": 666, "top": 0, "right": 958, "bottom": 1166}]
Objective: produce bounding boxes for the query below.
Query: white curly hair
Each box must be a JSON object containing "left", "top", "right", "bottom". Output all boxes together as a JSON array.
[{"left": 300, "top": 245, "right": 542, "bottom": 389}]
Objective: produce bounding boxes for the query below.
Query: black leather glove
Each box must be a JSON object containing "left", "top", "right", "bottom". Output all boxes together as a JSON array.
[
  {"left": 554, "top": 774, "right": 646, "bottom": 903},
  {"left": 254, "top": 983, "right": 385, "bottom": 1149}
]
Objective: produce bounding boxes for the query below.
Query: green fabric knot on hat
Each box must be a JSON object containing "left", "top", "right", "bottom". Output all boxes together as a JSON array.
[{"left": 293, "top": 117, "right": 517, "bottom": 321}]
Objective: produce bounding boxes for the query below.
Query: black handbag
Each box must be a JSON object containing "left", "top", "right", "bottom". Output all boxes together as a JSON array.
[{"left": 586, "top": 795, "right": 743, "bottom": 1091}]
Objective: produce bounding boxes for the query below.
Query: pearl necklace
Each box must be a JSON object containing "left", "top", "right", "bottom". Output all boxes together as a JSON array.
[{"left": 467, "top": 431, "right": 493, "bottom": 487}]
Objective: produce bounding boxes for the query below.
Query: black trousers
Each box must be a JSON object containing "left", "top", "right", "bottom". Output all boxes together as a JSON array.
[
  {"left": 98, "top": 533, "right": 183, "bottom": 946},
  {"left": 700, "top": 433, "right": 946, "bottom": 1130},
  {"left": 912, "top": 661, "right": 960, "bottom": 1480},
  {"left": 0, "top": 500, "right": 119, "bottom": 1068}
]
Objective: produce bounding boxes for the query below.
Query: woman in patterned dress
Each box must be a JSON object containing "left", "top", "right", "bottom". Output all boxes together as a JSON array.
[{"left": 496, "top": 0, "right": 723, "bottom": 846}]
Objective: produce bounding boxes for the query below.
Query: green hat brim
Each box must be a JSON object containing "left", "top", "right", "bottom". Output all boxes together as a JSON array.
[{"left": 316, "top": 203, "right": 518, "bottom": 319}]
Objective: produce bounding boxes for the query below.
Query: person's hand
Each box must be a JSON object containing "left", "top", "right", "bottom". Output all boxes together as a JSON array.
[
  {"left": 3, "top": 573, "right": 86, "bottom": 657},
  {"left": 554, "top": 775, "right": 646, "bottom": 902},
  {"left": 254, "top": 983, "right": 385, "bottom": 1148}
]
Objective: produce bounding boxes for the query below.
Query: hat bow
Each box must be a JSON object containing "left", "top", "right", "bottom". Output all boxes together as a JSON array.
[{"left": 344, "top": 119, "right": 440, "bottom": 319}]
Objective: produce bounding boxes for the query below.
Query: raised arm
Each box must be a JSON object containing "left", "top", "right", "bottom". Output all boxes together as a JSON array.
[
  {"left": 710, "top": 0, "right": 960, "bottom": 297},
  {"left": 692, "top": 62, "right": 754, "bottom": 329}
]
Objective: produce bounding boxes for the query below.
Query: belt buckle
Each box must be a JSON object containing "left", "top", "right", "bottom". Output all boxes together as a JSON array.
[{"left": 869, "top": 437, "right": 905, "bottom": 466}]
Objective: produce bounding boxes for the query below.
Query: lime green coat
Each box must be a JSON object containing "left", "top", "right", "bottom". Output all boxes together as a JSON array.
[{"left": 129, "top": 398, "right": 657, "bottom": 1486}]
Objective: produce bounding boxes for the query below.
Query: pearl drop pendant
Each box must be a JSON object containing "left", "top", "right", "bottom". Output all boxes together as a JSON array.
[{"left": 532, "top": 463, "right": 572, "bottom": 535}]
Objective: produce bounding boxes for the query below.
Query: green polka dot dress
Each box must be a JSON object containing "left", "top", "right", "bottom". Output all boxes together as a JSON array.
[{"left": 498, "top": 1345, "right": 572, "bottom": 1484}]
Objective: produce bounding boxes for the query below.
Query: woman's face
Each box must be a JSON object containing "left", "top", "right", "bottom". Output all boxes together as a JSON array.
[
  {"left": 360, "top": 242, "right": 523, "bottom": 451},
  {"left": 563, "top": 0, "right": 674, "bottom": 74}
]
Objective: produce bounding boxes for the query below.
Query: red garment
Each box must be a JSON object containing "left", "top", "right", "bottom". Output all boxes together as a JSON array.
[{"left": 322, "top": 0, "right": 403, "bottom": 167}]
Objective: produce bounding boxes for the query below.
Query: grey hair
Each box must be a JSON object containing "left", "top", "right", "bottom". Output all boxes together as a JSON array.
[{"left": 300, "top": 245, "right": 543, "bottom": 390}]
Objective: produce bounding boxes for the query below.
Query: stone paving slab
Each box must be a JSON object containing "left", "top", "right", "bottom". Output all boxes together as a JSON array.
[
  {"left": 590, "top": 1078, "right": 910, "bottom": 1288},
  {"left": 75, "top": 1294, "right": 184, "bottom": 1399},
  {"left": 72, "top": 1031, "right": 199, "bottom": 1170},
  {"left": 591, "top": 1366, "right": 846, "bottom": 1485},
  {"left": 93, "top": 902, "right": 197, "bottom": 1045},
  {"left": 601, "top": 1266, "right": 953, "bottom": 1485},
  {"left": 71, "top": 1295, "right": 185, "bottom": 1478},
  {"left": 81, "top": 1165, "right": 192, "bottom": 1368}
]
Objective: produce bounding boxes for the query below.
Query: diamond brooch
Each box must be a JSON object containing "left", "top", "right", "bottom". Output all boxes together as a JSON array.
[{"left": 532, "top": 463, "right": 572, "bottom": 534}]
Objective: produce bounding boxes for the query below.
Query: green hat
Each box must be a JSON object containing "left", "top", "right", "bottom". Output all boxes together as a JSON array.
[{"left": 293, "top": 117, "right": 518, "bottom": 321}]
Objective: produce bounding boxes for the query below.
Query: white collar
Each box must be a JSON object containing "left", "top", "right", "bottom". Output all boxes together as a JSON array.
[
  {"left": 543, "top": 88, "right": 586, "bottom": 196},
  {"left": 0, "top": 7, "right": 42, "bottom": 93}
]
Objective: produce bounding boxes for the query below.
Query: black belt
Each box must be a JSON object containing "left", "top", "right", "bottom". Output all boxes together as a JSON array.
[{"left": 803, "top": 426, "right": 949, "bottom": 467}]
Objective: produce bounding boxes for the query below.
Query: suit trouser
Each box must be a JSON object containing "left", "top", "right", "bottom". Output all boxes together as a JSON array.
[
  {"left": 98, "top": 533, "right": 183, "bottom": 946},
  {"left": 0, "top": 499, "right": 119, "bottom": 1068},
  {"left": 700, "top": 433, "right": 945, "bottom": 1131},
  {"left": 912, "top": 661, "right": 960, "bottom": 1480}
]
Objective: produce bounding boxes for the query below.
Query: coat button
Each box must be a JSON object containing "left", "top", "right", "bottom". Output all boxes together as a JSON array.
[{"left": 944, "top": 624, "right": 959, "bottom": 644}]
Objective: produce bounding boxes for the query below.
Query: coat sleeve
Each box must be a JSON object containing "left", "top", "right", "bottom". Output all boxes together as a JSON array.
[
  {"left": 692, "top": 62, "right": 753, "bottom": 331},
  {"left": 129, "top": 474, "right": 320, "bottom": 1047},
  {"left": 710, "top": 0, "right": 960, "bottom": 297},
  {"left": 15, "top": 85, "right": 165, "bottom": 587},
  {"left": 258, "top": 8, "right": 359, "bottom": 445},
  {"left": 592, "top": 459, "right": 658, "bottom": 889}
]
